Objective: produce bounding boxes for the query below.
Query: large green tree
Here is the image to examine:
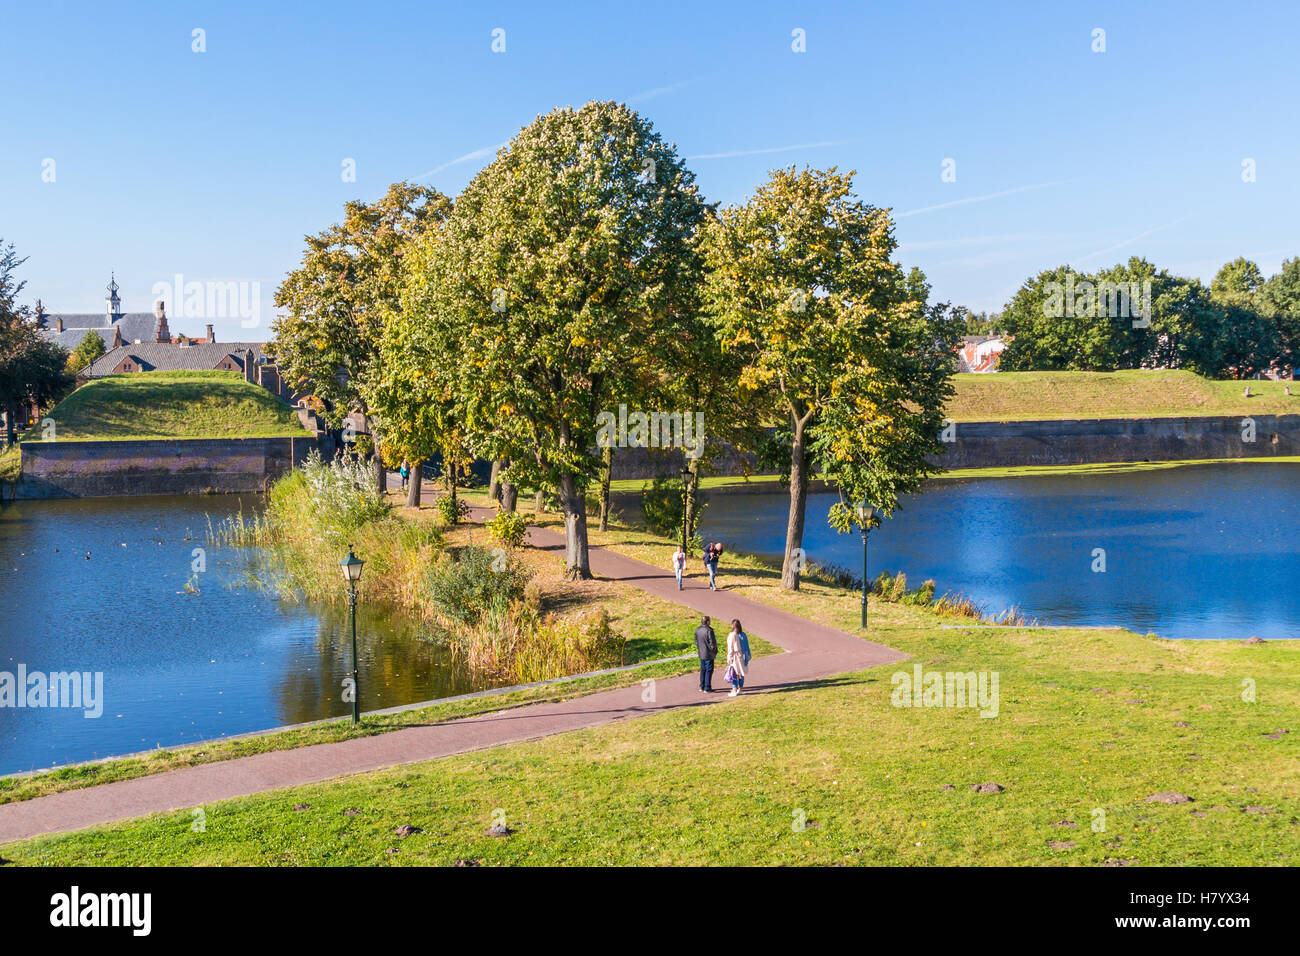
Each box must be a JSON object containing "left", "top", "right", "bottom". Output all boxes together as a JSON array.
[
  {"left": 0, "top": 242, "right": 70, "bottom": 446},
  {"left": 701, "top": 167, "right": 957, "bottom": 590},
  {"left": 1259, "top": 257, "right": 1300, "bottom": 373},
  {"left": 1211, "top": 257, "right": 1265, "bottom": 308},
  {"left": 394, "top": 101, "right": 707, "bottom": 576},
  {"left": 998, "top": 264, "right": 1139, "bottom": 371},
  {"left": 999, "top": 257, "right": 1268, "bottom": 377},
  {"left": 271, "top": 182, "right": 452, "bottom": 487},
  {"left": 67, "top": 329, "right": 106, "bottom": 373}
]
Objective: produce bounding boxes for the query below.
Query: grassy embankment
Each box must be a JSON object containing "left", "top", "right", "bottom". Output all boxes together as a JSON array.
[
  {"left": 36, "top": 370, "right": 310, "bottom": 440},
  {"left": 3, "top": 491, "right": 1296, "bottom": 866},
  {"left": 0, "top": 371, "right": 309, "bottom": 485},
  {"left": 946, "top": 369, "right": 1297, "bottom": 422}
]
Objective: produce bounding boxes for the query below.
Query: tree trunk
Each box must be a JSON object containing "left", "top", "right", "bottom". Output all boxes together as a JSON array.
[
  {"left": 488, "top": 459, "right": 502, "bottom": 502},
  {"left": 598, "top": 446, "right": 612, "bottom": 532},
  {"left": 559, "top": 471, "right": 591, "bottom": 579},
  {"left": 535, "top": 487, "right": 546, "bottom": 513},
  {"left": 501, "top": 480, "right": 518, "bottom": 513},
  {"left": 684, "top": 457, "right": 700, "bottom": 547},
  {"left": 406, "top": 459, "right": 422, "bottom": 507},
  {"left": 780, "top": 420, "right": 811, "bottom": 591},
  {"left": 365, "top": 416, "right": 386, "bottom": 493},
  {"left": 445, "top": 455, "right": 458, "bottom": 511},
  {"left": 3, "top": 405, "right": 14, "bottom": 449}
]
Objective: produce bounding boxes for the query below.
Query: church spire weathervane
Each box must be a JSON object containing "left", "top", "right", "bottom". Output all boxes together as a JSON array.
[{"left": 105, "top": 272, "right": 122, "bottom": 321}]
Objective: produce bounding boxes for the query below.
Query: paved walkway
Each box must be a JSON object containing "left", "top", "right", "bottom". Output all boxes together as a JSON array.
[{"left": 0, "top": 499, "right": 906, "bottom": 843}]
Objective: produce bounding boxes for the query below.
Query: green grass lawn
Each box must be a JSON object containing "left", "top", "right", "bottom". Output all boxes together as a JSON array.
[
  {"left": 3, "top": 497, "right": 1296, "bottom": 866},
  {"left": 5, "top": 601, "right": 1294, "bottom": 867},
  {"left": 31, "top": 371, "right": 309, "bottom": 441},
  {"left": 948, "top": 369, "right": 1299, "bottom": 422}
]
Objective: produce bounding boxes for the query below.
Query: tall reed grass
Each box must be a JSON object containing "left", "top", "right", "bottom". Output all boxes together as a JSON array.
[
  {"left": 438, "top": 603, "right": 626, "bottom": 684},
  {"left": 210, "top": 452, "right": 443, "bottom": 612},
  {"left": 211, "top": 454, "right": 630, "bottom": 683},
  {"left": 870, "top": 570, "right": 1028, "bottom": 625}
]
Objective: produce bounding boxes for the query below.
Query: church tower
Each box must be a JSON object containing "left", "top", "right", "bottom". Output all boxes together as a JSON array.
[{"left": 105, "top": 274, "right": 123, "bottom": 322}]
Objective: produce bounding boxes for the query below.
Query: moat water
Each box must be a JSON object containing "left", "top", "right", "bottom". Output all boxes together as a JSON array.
[
  {"left": 702, "top": 463, "right": 1299, "bottom": 642},
  {"left": 0, "top": 495, "right": 495, "bottom": 776}
]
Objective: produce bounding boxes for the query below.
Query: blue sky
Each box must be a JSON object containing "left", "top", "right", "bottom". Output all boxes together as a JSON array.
[{"left": 2, "top": 0, "right": 1297, "bottom": 340}]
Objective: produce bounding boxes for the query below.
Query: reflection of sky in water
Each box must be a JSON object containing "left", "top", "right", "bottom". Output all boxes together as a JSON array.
[
  {"left": 0, "top": 495, "right": 493, "bottom": 775},
  {"left": 702, "top": 464, "right": 1300, "bottom": 641}
]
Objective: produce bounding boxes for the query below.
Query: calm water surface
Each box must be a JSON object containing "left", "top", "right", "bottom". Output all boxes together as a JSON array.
[
  {"left": 701, "top": 463, "right": 1299, "bottom": 641},
  {"left": 0, "top": 495, "right": 495, "bottom": 776}
]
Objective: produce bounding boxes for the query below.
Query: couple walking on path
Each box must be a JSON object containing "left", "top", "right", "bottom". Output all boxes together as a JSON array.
[
  {"left": 694, "top": 615, "right": 750, "bottom": 697},
  {"left": 672, "top": 541, "right": 725, "bottom": 590}
]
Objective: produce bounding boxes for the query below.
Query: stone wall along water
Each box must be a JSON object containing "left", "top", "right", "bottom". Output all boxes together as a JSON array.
[{"left": 15, "top": 436, "right": 329, "bottom": 499}]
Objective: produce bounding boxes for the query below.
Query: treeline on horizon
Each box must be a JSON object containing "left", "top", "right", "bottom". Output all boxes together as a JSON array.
[{"left": 958, "top": 256, "right": 1300, "bottom": 379}]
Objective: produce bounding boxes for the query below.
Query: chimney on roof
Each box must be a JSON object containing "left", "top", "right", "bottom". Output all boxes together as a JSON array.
[
  {"left": 154, "top": 301, "right": 171, "bottom": 343},
  {"left": 55, "top": 317, "right": 64, "bottom": 333},
  {"left": 206, "top": 323, "right": 215, "bottom": 344}
]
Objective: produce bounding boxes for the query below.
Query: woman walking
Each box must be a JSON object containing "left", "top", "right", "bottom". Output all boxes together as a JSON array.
[
  {"left": 672, "top": 545, "right": 686, "bottom": 589},
  {"left": 399, "top": 460, "right": 410, "bottom": 491},
  {"left": 725, "top": 618, "right": 749, "bottom": 697}
]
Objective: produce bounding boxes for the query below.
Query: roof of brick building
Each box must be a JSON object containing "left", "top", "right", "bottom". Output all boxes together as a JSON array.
[
  {"left": 40, "top": 313, "right": 164, "bottom": 350},
  {"left": 83, "top": 342, "right": 267, "bottom": 377}
]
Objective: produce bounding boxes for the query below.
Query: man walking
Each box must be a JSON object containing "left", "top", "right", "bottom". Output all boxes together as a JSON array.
[
  {"left": 704, "top": 541, "right": 724, "bottom": 591},
  {"left": 694, "top": 615, "right": 717, "bottom": 692}
]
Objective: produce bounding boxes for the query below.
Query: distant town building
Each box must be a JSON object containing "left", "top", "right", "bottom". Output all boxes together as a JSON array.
[
  {"left": 956, "top": 335, "right": 1010, "bottom": 373},
  {"left": 36, "top": 275, "right": 226, "bottom": 353},
  {"left": 82, "top": 342, "right": 267, "bottom": 378}
]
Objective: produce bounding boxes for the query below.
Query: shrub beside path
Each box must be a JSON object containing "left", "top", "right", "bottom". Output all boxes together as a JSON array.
[{"left": 0, "top": 509, "right": 906, "bottom": 843}]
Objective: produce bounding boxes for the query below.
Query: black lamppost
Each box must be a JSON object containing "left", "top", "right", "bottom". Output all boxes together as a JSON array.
[
  {"left": 338, "top": 545, "right": 365, "bottom": 724},
  {"left": 679, "top": 466, "right": 691, "bottom": 555},
  {"left": 856, "top": 502, "right": 876, "bottom": 629}
]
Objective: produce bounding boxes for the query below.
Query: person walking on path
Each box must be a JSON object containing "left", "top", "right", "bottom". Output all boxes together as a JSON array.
[
  {"left": 704, "top": 541, "right": 724, "bottom": 590},
  {"left": 399, "top": 460, "right": 410, "bottom": 491},
  {"left": 725, "top": 618, "right": 749, "bottom": 696},
  {"left": 672, "top": 545, "right": 687, "bottom": 589},
  {"left": 694, "top": 615, "right": 718, "bottom": 692}
]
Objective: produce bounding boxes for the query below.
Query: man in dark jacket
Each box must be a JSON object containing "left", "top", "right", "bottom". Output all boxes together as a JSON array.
[{"left": 694, "top": 615, "right": 717, "bottom": 692}]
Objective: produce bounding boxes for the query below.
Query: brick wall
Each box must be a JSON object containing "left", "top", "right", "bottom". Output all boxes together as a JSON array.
[
  {"left": 15, "top": 436, "right": 330, "bottom": 499},
  {"left": 933, "top": 414, "right": 1300, "bottom": 469},
  {"left": 598, "top": 414, "right": 1300, "bottom": 480}
]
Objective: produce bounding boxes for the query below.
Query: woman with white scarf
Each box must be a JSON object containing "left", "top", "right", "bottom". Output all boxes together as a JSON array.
[{"left": 725, "top": 618, "right": 750, "bottom": 697}]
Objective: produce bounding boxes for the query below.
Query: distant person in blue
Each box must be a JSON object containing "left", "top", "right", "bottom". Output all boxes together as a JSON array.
[{"left": 399, "top": 460, "right": 410, "bottom": 491}]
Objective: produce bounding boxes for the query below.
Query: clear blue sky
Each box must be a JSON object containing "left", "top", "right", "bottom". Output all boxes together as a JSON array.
[{"left": 2, "top": 0, "right": 1297, "bottom": 341}]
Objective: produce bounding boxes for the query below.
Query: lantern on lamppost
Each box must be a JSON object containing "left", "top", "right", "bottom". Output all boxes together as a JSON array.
[
  {"left": 856, "top": 502, "right": 876, "bottom": 629},
  {"left": 338, "top": 545, "right": 365, "bottom": 725}
]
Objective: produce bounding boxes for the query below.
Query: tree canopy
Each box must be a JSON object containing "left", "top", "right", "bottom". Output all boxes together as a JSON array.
[
  {"left": 700, "top": 167, "right": 957, "bottom": 589},
  {"left": 392, "top": 101, "right": 708, "bottom": 576},
  {"left": 0, "top": 242, "right": 70, "bottom": 446}
]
